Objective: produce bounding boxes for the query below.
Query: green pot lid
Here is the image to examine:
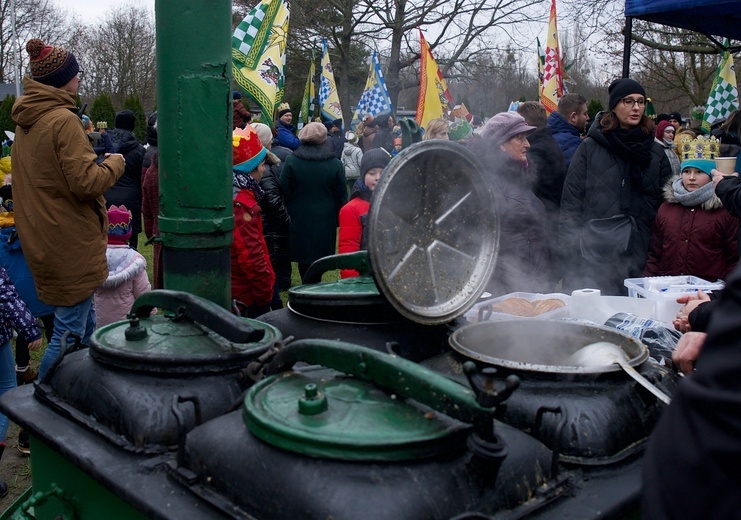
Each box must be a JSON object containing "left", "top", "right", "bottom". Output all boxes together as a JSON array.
[
  {"left": 91, "top": 314, "right": 281, "bottom": 374},
  {"left": 288, "top": 275, "right": 404, "bottom": 324},
  {"left": 367, "top": 141, "right": 499, "bottom": 325},
  {"left": 243, "top": 369, "right": 471, "bottom": 461}
]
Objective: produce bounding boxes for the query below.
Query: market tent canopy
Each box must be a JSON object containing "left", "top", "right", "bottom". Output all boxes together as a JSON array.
[{"left": 624, "top": 0, "right": 741, "bottom": 44}]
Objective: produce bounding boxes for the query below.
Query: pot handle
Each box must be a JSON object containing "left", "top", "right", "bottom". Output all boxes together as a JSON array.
[
  {"left": 264, "top": 339, "right": 496, "bottom": 427},
  {"left": 302, "top": 251, "right": 371, "bottom": 284},
  {"left": 130, "top": 289, "right": 266, "bottom": 344}
]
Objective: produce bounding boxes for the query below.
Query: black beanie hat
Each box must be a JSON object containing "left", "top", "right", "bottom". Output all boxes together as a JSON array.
[
  {"left": 360, "top": 148, "right": 392, "bottom": 178},
  {"left": 115, "top": 110, "right": 136, "bottom": 132},
  {"left": 608, "top": 78, "right": 646, "bottom": 111}
]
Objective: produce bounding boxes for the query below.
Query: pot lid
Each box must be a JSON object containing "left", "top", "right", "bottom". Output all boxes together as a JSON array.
[
  {"left": 367, "top": 141, "right": 499, "bottom": 325},
  {"left": 90, "top": 290, "right": 281, "bottom": 373},
  {"left": 288, "top": 273, "right": 404, "bottom": 324},
  {"left": 242, "top": 369, "right": 471, "bottom": 461}
]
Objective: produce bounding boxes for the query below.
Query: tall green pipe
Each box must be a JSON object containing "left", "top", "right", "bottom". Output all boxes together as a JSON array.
[{"left": 155, "top": 0, "right": 233, "bottom": 309}]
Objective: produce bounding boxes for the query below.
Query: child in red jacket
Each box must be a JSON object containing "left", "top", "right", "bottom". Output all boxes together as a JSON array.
[
  {"left": 231, "top": 126, "right": 275, "bottom": 317},
  {"left": 338, "top": 148, "right": 392, "bottom": 278}
]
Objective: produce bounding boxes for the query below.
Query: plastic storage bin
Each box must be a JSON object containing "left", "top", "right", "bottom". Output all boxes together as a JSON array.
[
  {"left": 623, "top": 276, "right": 725, "bottom": 325},
  {"left": 465, "top": 292, "right": 571, "bottom": 323}
]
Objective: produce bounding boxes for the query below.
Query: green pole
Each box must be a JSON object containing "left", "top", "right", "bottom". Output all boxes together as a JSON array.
[{"left": 155, "top": 0, "right": 233, "bottom": 309}]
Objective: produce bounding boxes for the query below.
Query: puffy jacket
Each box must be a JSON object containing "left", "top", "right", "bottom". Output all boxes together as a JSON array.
[
  {"left": 94, "top": 246, "right": 152, "bottom": 328},
  {"left": 547, "top": 111, "right": 582, "bottom": 168},
  {"left": 655, "top": 137, "right": 681, "bottom": 176},
  {"left": 341, "top": 143, "right": 363, "bottom": 180},
  {"left": 275, "top": 120, "right": 300, "bottom": 150},
  {"left": 338, "top": 191, "right": 370, "bottom": 278},
  {"left": 105, "top": 128, "right": 145, "bottom": 236},
  {"left": 559, "top": 113, "right": 673, "bottom": 295},
  {"left": 644, "top": 179, "right": 738, "bottom": 281},
  {"left": 231, "top": 188, "right": 275, "bottom": 307},
  {"left": 0, "top": 265, "right": 41, "bottom": 347},
  {"left": 258, "top": 151, "right": 291, "bottom": 289},
  {"left": 11, "top": 77, "right": 125, "bottom": 305}
]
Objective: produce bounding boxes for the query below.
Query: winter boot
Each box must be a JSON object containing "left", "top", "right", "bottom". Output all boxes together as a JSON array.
[
  {"left": 18, "top": 429, "right": 30, "bottom": 455},
  {"left": 15, "top": 365, "right": 37, "bottom": 386}
]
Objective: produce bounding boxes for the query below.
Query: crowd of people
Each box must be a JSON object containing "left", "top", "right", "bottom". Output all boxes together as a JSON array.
[{"left": 0, "top": 35, "right": 741, "bottom": 513}]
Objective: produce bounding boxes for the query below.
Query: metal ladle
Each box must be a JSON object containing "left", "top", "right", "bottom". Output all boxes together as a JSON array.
[{"left": 567, "top": 342, "right": 671, "bottom": 405}]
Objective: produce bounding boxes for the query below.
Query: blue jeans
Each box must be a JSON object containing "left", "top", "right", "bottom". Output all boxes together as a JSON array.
[
  {"left": 38, "top": 296, "right": 96, "bottom": 380},
  {"left": 0, "top": 341, "right": 16, "bottom": 441}
]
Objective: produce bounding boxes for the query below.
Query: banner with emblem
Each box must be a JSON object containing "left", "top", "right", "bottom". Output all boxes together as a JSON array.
[
  {"left": 702, "top": 43, "right": 738, "bottom": 133},
  {"left": 351, "top": 51, "right": 393, "bottom": 130},
  {"left": 298, "top": 51, "right": 316, "bottom": 129},
  {"left": 416, "top": 29, "right": 454, "bottom": 131},
  {"left": 540, "top": 0, "right": 564, "bottom": 115},
  {"left": 232, "top": 0, "right": 289, "bottom": 124},
  {"left": 319, "top": 38, "right": 342, "bottom": 121}
]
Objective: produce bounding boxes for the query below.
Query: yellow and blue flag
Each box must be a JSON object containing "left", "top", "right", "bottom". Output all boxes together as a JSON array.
[
  {"left": 351, "top": 51, "right": 393, "bottom": 129},
  {"left": 319, "top": 38, "right": 342, "bottom": 121}
]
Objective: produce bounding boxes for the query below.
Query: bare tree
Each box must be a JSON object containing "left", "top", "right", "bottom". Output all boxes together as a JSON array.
[
  {"left": 357, "top": 0, "right": 544, "bottom": 108},
  {"left": 75, "top": 6, "right": 157, "bottom": 112},
  {"left": 0, "top": 0, "right": 77, "bottom": 84}
]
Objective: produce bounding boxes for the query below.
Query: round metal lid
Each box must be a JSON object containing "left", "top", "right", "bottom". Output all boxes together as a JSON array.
[
  {"left": 242, "top": 369, "right": 471, "bottom": 461},
  {"left": 368, "top": 140, "right": 499, "bottom": 325},
  {"left": 90, "top": 315, "right": 281, "bottom": 373}
]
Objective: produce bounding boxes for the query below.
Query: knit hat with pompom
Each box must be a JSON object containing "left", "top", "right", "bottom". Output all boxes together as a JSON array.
[
  {"left": 26, "top": 38, "right": 79, "bottom": 88},
  {"left": 107, "top": 205, "right": 132, "bottom": 245}
]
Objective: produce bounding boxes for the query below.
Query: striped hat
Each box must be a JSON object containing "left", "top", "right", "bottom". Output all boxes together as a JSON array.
[{"left": 26, "top": 39, "right": 79, "bottom": 89}]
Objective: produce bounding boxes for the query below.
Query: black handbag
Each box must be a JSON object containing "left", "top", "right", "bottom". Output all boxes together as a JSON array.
[{"left": 580, "top": 214, "right": 636, "bottom": 262}]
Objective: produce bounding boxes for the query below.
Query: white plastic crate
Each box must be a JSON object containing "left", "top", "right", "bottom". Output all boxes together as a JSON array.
[
  {"left": 623, "top": 276, "right": 725, "bottom": 324},
  {"left": 465, "top": 292, "right": 571, "bottom": 323}
]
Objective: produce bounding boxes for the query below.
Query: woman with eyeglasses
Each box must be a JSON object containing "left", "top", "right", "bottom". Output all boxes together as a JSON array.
[{"left": 559, "top": 78, "right": 672, "bottom": 296}]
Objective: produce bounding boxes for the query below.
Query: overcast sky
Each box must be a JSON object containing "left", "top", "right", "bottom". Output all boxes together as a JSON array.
[{"left": 53, "top": 0, "right": 154, "bottom": 24}]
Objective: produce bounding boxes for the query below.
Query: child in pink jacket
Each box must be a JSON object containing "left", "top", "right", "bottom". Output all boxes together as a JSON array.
[{"left": 94, "top": 205, "right": 152, "bottom": 328}]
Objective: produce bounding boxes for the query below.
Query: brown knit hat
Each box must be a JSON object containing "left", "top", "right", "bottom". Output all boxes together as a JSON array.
[
  {"left": 26, "top": 39, "right": 80, "bottom": 88},
  {"left": 298, "top": 122, "right": 327, "bottom": 145}
]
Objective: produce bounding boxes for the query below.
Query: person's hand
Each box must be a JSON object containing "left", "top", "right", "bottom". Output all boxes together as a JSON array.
[
  {"left": 712, "top": 168, "right": 738, "bottom": 188},
  {"left": 673, "top": 331, "right": 707, "bottom": 375},
  {"left": 27, "top": 338, "right": 43, "bottom": 351},
  {"left": 104, "top": 153, "right": 126, "bottom": 164},
  {"left": 673, "top": 289, "right": 711, "bottom": 332}
]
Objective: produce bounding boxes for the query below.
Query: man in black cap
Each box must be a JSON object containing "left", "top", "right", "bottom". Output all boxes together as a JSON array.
[
  {"left": 668, "top": 111, "right": 683, "bottom": 131},
  {"left": 105, "top": 109, "right": 146, "bottom": 249}
]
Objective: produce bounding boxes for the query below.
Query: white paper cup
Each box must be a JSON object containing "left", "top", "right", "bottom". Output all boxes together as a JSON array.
[{"left": 715, "top": 157, "right": 737, "bottom": 174}]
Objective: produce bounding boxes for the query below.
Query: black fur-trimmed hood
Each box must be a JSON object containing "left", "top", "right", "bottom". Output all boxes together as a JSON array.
[{"left": 293, "top": 142, "right": 336, "bottom": 161}]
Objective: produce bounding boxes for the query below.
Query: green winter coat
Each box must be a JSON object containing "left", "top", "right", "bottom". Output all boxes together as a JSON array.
[
  {"left": 11, "top": 77, "right": 125, "bottom": 306},
  {"left": 279, "top": 143, "right": 347, "bottom": 265}
]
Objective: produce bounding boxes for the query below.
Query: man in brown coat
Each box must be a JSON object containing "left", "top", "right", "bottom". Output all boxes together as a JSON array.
[{"left": 11, "top": 38, "right": 125, "bottom": 378}]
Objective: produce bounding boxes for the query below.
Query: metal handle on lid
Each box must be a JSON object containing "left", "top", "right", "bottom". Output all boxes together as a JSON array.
[
  {"left": 264, "top": 339, "right": 497, "bottom": 427},
  {"left": 130, "top": 289, "right": 266, "bottom": 344},
  {"left": 302, "top": 251, "right": 371, "bottom": 284}
]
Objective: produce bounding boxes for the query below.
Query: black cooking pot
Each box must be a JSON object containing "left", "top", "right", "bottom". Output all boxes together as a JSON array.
[{"left": 259, "top": 140, "right": 500, "bottom": 359}]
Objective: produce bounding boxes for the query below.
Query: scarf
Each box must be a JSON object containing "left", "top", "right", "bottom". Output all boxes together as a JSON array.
[
  {"left": 603, "top": 125, "right": 655, "bottom": 216},
  {"left": 233, "top": 171, "right": 264, "bottom": 202},
  {"left": 672, "top": 177, "right": 715, "bottom": 207},
  {"left": 350, "top": 178, "right": 373, "bottom": 201},
  {"left": 603, "top": 126, "right": 655, "bottom": 166}
]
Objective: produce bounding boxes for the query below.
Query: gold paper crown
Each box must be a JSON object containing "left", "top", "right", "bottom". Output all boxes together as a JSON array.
[
  {"left": 277, "top": 102, "right": 291, "bottom": 112},
  {"left": 678, "top": 135, "right": 719, "bottom": 161}
]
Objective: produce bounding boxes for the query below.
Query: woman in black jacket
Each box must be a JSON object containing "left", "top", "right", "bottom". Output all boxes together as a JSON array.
[
  {"left": 252, "top": 123, "right": 291, "bottom": 307},
  {"left": 559, "top": 78, "right": 672, "bottom": 295}
]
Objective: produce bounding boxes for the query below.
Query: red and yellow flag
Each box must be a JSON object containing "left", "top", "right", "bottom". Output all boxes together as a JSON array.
[
  {"left": 416, "top": 30, "right": 454, "bottom": 131},
  {"left": 540, "top": 0, "right": 564, "bottom": 115}
]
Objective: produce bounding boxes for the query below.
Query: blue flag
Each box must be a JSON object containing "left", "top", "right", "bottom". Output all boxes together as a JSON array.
[{"left": 351, "top": 51, "right": 393, "bottom": 129}]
